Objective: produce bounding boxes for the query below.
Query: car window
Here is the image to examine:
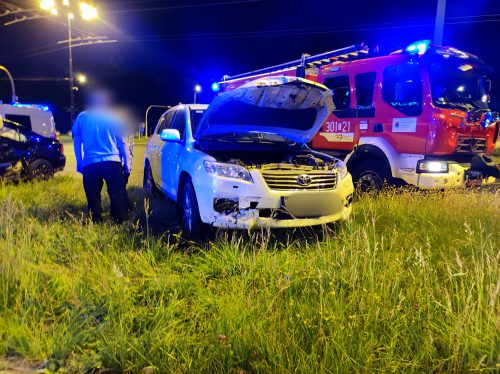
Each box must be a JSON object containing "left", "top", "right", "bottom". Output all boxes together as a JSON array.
[
  {"left": 156, "top": 111, "right": 174, "bottom": 134},
  {"left": 170, "top": 110, "right": 186, "bottom": 140},
  {"left": 323, "top": 75, "right": 351, "bottom": 111},
  {"left": 382, "top": 62, "right": 422, "bottom": 116},
  {"left": 0, "top": 126, "right": 25, "bottom": 142},
  {"left": 190, "top": 109, "right": 205, "bottom": 138},
  {"left": 5, "top": 114, "right": 32, "bottom": 130}
]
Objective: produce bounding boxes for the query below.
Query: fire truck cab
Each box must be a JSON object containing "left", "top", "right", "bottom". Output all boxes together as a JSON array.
[{"left": 219, "top": 41, "right": 499, "bottom": 189}]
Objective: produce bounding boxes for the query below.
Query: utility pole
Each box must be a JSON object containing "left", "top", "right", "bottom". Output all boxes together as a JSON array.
[
  {"left": 434, "top": 0, "right": 446, "bottom": 45},
  {"left": 67, "top": 13, "right": 75, "bottom": 125}
]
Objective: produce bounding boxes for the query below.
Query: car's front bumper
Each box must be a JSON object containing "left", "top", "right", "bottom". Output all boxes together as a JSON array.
[
  {"left": 195, "top": 171, "right": 354, "bottom": 229},
  {"left": 417, "top": 162, "right": 496, "bottom": 189}
]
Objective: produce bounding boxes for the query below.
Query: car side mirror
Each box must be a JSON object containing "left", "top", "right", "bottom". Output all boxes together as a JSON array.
[{"left": 160, "top": 129, "right": 181, "bottom": 142}]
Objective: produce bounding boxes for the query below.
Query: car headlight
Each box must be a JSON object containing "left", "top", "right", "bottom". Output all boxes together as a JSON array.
[
  {"left": 204, "top": 161, "right": 253, "bottom": 182},
  {"left": 336, "top": 161, "right": 348, "bottom": 180},
  {"left": 416, "top": 160, "right": 449, "bottom": 173}
]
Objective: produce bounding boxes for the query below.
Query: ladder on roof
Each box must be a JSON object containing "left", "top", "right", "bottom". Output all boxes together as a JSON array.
[{"left": 221, "top": 43, "right": 370, "bottom": 82}]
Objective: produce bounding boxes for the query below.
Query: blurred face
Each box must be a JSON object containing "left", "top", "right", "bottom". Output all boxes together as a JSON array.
[{"left": 87, "top": 89, "right": 113, "bottom": 109}]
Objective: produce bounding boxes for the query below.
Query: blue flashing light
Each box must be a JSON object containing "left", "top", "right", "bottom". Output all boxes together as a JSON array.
[
  {"left": 211, "top": 82, "right": 221, "bottom": 92},
  {"left": 13, "top": 103, "right": 50, "bottom": 112},
  {"left": 405, "top": 40, "right": 431, "bottom": 55},
  {"left": 481, "top": 111, "right": 493, "bottom": 128}
]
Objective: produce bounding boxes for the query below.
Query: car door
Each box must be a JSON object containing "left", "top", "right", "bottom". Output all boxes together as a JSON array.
[
  {"left": 0, "top": 124, "right": 29, "bottom": 175},
  {"left": 148, "top": 110, "right": 174, "bottom": 186},
  {"left": 160, "top": 109, "right": 187, "bottom": 199}
]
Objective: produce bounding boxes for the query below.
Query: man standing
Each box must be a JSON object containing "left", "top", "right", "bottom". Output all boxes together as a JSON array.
[{"left": 73, "top": 88, "right": 131, "bottom": 223}]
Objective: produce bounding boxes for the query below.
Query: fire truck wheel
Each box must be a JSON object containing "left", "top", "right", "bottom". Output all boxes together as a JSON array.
[{"left": 352, "top": 161, "right": 389, "bottom": 192}]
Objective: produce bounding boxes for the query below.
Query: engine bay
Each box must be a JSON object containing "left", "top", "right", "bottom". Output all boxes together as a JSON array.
[{"left": 211, "top": 151, "right": 337, "bottom": 171}]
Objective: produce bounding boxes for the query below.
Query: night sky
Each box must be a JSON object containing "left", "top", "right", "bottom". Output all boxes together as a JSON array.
[{"left": 0, "top": 0, "right": 499, "bottom": 132}]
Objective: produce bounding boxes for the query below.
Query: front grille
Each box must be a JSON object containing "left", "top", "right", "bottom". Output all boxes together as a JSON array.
[
  {"left": 456, "top": 137, "right": 487, "bottom": 153},
  {"left": 261, "top": 170, "right": 337, "bottom": 191}
]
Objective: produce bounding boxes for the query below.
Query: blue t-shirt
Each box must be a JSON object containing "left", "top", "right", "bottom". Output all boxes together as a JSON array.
[{"left": 72, "top": 109, "right": 130, "bottom": 171}]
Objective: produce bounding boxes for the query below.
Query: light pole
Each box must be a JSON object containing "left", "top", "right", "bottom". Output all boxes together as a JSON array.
[
  {"left": 67, "top": 12, "right": 75, "bottom": 124},
  {"left": 434, "top": 0, "right": 446, "bottom": 45},
  {"left": 194, "top": 84, "right": 202, "bottom": 104},
  {"left": 39, "top": 1, "right": 98, "bottom": 125},
  {"left": 0, "top": 65, "right": 18, "bottom": 103}
]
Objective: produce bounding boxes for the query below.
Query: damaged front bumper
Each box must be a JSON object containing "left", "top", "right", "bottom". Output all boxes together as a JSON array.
[{"left": 194, "top": 171, "right": 354, "bottom": 229}]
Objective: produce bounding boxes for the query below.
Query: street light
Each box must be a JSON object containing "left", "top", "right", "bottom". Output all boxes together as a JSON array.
[
  {"left": 40, "top": 0, "right": 56, "bottom": 10},
  {"left": 194, "top": 84, "right": 202, "bottom": 104},
  {"left": 76, "top": 73, "right": 87, "bottom": 84},
  {"left": 39, "top": 0, "right": 98, "bottom": 125}
]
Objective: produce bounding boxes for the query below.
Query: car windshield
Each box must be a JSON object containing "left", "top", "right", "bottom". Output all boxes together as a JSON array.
[
  {"left": 190, "top": 109, "right": 206, "bottom": 135},
  {"left": 200, "top": 131, "right": 296, "bottom": 145},
  {"left": 428, "top": 61, "right": 491, "bottom": 110}
]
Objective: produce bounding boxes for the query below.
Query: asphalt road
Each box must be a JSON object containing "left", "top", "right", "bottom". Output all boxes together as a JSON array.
[
  {"left": 60, "top": 135, "right": 147, "bottom": 187},
  {"left": 60, "top": 135, "right": 499, "bottom": 190}
]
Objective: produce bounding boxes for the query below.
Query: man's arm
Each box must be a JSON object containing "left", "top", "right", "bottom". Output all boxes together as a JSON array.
[
  {"left": 117, "top": 135, "right": 131, "bottom": 174},
  {"left": 72, "top": 115, "right": 84, "bottom": 174}
]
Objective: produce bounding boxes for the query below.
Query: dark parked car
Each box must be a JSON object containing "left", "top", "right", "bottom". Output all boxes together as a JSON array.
[{"left": 0, "top": 118, "right": 65, "bottom": 181}]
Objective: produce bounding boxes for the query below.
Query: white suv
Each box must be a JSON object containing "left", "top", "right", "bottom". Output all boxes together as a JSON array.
[{"left": 144, "top": 77, "right": 354, "bottom": 236}]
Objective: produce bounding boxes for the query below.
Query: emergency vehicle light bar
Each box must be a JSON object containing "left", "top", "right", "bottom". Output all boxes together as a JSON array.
[{"left": 220, "top": 43, "right": 369, "bottom": 82}]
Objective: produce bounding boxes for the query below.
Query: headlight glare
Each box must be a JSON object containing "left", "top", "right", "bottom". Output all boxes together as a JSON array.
[
  {"left": 336, "top": 161, "right": 348, "bottom": 180},
  {"left": 204, "top": 161, "right": 253, "bottom": 182},
  {"left": 416, "top": 160, "right": 449, "bottom": 173}
]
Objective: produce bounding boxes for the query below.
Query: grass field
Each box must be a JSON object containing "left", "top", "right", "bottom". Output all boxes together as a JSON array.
[{"left": 0, "top": 173, "right": 499, "bottom": 373}]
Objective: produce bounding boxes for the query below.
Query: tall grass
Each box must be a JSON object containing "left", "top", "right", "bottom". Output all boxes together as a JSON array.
[{"left": 0, "top": 176, "right": 499, "bottom": 372}]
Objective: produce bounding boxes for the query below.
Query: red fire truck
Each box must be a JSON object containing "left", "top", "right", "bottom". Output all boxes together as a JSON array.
[{"left": 217, "top": 41, "right": 499, "bottom": 189}]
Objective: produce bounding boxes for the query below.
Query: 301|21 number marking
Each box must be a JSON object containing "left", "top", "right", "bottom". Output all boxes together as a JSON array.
[{"left": 325, "top": 120, "right": 351, "bottom": 133}]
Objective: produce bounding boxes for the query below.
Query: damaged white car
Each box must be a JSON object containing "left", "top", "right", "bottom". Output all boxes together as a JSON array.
[{"left": 144, "top": 76, "right": 354, "bottom": 236}]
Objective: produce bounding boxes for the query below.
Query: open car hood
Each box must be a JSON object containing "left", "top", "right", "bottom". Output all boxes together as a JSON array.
[{"left": 195, "top": 76, "right": 333, "bottom": 145}]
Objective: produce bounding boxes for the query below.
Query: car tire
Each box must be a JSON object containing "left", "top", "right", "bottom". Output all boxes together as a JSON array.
[
  {"left": 143, "top": 163, "right": 160, "bottom": 197},
  {"left": 351, "top": 160, "right": 390, "bottom": 192},
  {"left": 27, "top": 159, "right": 54, "bottom": 181},
  {"left": 179, "top": 181, "right": 204, "bottom": 238}
]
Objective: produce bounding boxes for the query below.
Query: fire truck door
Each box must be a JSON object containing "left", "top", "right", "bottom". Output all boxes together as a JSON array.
[
  {"left": 352, "top": 72, "right": 377, "bottom": 145},
  {"left": 313, "top": 75, "right": 356, "bottom": 151}
]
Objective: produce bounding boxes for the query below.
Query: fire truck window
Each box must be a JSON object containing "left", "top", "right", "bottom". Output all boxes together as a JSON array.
[
  {"left": 5, "top": 114, "right": 32, "bottom": 130},
  {"left": 170, "top": 110, "right": 186, "bottom": 140},
  {"left": 382, "top": 63, "right": 422, "bottom": 116},
  {"left": 323, "top": 76, "right": 351, "bottom": 111},
  {"left": 355, "top": 72, "right": 376, "bottom": 108}
]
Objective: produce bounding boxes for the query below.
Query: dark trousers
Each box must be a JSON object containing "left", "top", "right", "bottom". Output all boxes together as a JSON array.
[{"left": 83, "top": 161, "right": 129, "bottom": 223}]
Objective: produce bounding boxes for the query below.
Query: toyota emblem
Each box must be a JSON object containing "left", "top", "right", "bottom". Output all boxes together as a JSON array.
[{"left": 297, "top": 174, "right": 312, "bottom": 186}]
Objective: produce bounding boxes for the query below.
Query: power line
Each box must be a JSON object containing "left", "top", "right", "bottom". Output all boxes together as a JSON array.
[
  {"left": 1, "top": 15, "right": 499, "bottom": 62},
  {"left": 113, "top": 18, "right": 500, "bottom": 43},
  {"left": 104, "top": 0, "right": 263, "bottom": 14}
]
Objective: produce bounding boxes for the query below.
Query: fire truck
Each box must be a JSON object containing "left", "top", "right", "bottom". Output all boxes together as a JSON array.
[{"left": 217, "top": 41, "right": 500, "bottom": 189}]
